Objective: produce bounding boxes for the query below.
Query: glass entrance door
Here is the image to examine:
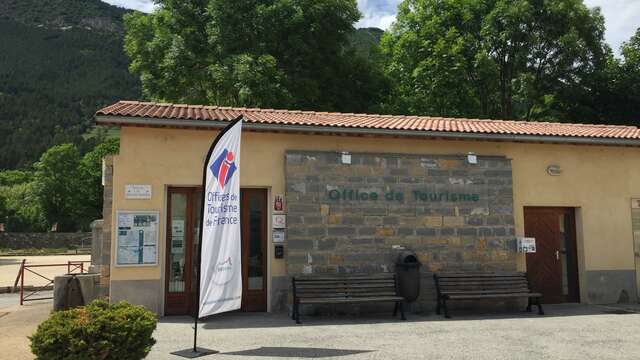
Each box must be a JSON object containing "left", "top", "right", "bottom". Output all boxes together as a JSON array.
[
  {"left": 164, "top": 187, "right": 268, "bottom": 315},
  {"left": 241, "top": 189, "right": 268, "bottom": 311},
  {"left": 165, "top": 187, "right": 201, "bottom": 315}
]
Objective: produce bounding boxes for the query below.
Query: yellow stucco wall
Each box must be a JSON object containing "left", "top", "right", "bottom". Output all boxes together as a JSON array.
[{"left": 111, "top": 126, "right": 640, "bottom": 300}]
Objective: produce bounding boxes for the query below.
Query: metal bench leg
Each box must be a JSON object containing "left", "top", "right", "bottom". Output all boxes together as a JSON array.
[
  {"left": 536, "top": 298, "right": 544, "bottom": 315},
  {"left": 295, "top": 302, "right": 301, "bottom": 324},
  {"left": 526, "top": 298, "right": 532, "bottom": 312},
  {"left": 442, "top": 299, "right": 451, "bottom": 318},
  {"left": 393, "top": 302, "right": 398, "bottom": 317},
  {"left": 436, "top": 296, "right": 441, "bottom": 315},
  {"left": 399, "top": 301, "right": 406, "bottom": 320}
]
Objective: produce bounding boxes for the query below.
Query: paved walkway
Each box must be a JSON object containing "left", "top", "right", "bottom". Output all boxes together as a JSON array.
[
  {"left": 0, "top": 255, "right": 90, "bottom": 288},
  {"left": 0, "top": 293, "right": 51, "bottom": 360},
  {"left": 150, "top": 304, "right": 640, "bottom": 360},
  {"left": 2, "top": 300, "right": 640, "bottom": 360}
]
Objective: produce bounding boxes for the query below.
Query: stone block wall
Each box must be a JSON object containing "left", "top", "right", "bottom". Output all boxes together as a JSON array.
[
  {"left": 0, "top": 232, "right": 91, "bottom": 249},
  {"left": 99, "top": 156, "right": 114, "bottom": 295},
  {"left": 284, "top": 150, "right": 517, "bottom": 311}
]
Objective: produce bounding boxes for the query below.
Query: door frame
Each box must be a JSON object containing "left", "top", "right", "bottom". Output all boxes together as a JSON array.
[
  {"left": 524, "top": 206, "right": 580, "bottom": 303},
  {"left": 162, "top": 186, "right": 271, "bottom": 315}
]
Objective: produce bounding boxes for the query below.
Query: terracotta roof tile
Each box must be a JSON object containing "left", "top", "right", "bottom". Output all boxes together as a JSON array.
[{"left": 95, "top": 101, "right": 640, "bottom": 141}]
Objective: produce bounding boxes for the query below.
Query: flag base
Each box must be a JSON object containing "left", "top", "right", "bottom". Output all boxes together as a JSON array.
[{"left": 171, "top": 347, "right": 219, "bottom": 358}]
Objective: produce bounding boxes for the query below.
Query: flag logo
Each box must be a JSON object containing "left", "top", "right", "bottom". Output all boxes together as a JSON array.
[{"left": 210, "top": 149, "right": 237, "bottom": 189}]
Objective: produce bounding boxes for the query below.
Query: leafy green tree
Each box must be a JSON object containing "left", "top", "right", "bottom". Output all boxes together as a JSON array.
[
  {"left": 33, "top": 144, "right": 83, "bottom": 232},
  {"left": 124, "top": 0, "right": 386, "bottom": 113},
  {"left": 381, "top": 0, "right": 609, "bottom": 121},
  {"left": 2, "top": 181, "right": 46, "bottom": 232},
  {"left": 603, "top": 28, "right": 640, "bottom": 124},
  {"left": 0, "top": 170, "right": 46, "bottom": 232}
]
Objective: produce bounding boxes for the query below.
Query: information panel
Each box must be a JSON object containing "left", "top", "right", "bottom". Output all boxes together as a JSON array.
[{"left": 116, "top": 211, "right": 159, "bottom": 266}]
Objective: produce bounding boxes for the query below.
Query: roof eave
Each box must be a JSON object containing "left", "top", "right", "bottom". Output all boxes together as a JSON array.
[{"left": 95, "top": 115, "right": 640, "bottom": 147}]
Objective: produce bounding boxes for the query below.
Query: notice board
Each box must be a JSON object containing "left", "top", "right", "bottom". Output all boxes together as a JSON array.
[{"left": 116, "top": 210, "right": 159, "bottom": 266}]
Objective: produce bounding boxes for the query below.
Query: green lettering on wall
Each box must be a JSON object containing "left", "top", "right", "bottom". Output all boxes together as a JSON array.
[{"left": 327, "top": 188, "right": 480, "bottom": 202}]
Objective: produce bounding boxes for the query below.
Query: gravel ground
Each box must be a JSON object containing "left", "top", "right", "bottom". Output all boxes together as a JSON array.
[
  {"left": 2, "top": 298, "right": 639, "bottom": 360},
  {"left": 150, "top": 304, "right": 640, "bottom": 360}
]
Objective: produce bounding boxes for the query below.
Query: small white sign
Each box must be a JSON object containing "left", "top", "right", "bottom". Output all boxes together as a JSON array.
[
  {"left": 273, "top": 214, "right": 286, "bottom": 229},
  {"left": 517, "top": 237, "right": 536, "bottom": 253},
  {"left": 273, "top": 230, "right": 286, "bottom": 243},
  {"left": 125, "top": 184, "right": 152, "bottom": 199},
  {"left": 341, "top": 152, "right": 352, "bottom": 164}
]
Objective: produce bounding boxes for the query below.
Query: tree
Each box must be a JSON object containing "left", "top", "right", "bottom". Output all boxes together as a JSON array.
[
  {"left": 34, "top": 144, "right": 83, "bottom": 232},
  {"left": 123, "top": 0, "right": 387, "bottom": 113},
  {"left": 381, "top": 0, "right": 609, "bottom": 121},
  {"left": 2, "top": 181, "right": 46, "bottom": 232},
  {"left": 0, "top": 170, "right": 47, "bottom": 232},
  {"left": 604, "top": 28, "right": 640, "bottom": 124}
]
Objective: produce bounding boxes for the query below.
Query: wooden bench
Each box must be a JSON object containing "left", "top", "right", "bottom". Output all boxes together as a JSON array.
[
  {"left": 434, "top": 272, "right": 543, "bottom": 318},
  {"left": 291, "top": 273, "right": 406, "bottom": 324}
]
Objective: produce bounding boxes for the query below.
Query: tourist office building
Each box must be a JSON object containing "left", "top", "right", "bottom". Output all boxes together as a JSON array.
[{"left": 94, "top": 100, "right": 640, "bottom": 316}]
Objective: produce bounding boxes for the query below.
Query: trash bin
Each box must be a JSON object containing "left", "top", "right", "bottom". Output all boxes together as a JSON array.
[{"left": 395, "top": 251, "right": 421, "bottom": 302}]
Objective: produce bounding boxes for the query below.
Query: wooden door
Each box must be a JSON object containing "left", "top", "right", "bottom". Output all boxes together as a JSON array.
[
  {"left": 165, "top": 187, "right": 267, "bottom": 315},
  {"left": 524, "top": 207, "right": 579, "bottom": 303},
  {"left": 240, "top": 189, "right": 268, "bottom": 311},
  {"left": 165, "top": 187, "right": 202, "bottom": 315}
]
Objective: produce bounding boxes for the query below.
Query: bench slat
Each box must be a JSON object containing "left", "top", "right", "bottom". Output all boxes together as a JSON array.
[
  {"left": 446, "top": 292, "right": 541, "bottom": 300},
  {"left": 436, "top": 272, "right": 526, "bottom": 278},
  {"left": 295, "top": 275, "right": 394, "bottom": 281},
  {"left": 297, "top": 293, "right": 399, "bottom": 299},
  {"left": 296, "top": 283, "right": 394, "bottom": 289},
  {"left": 296, "top": 288, "right": 396, "bottom": 293},
  {"left": 441, "top": 288, "right": 531, "bottom": 295},
  {"left": 438, "top": 277, "right": 527, "bottom": 282},
  {"left": 299, "top": 296, "right": 403, "bottom": 304},
  {"left": 439, "top": 280, "right": 528, "bottom": 286}
]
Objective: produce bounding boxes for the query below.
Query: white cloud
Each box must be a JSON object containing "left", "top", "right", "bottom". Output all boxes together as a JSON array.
[
  {"left": 103, "top": 0, "right": 155, "bottom": 13},
  {"left": 583, "top": 0, "right": 640, "bottom": 55},
  {"left": 356, "top": 0, "right": 401, "bottom": 29}
]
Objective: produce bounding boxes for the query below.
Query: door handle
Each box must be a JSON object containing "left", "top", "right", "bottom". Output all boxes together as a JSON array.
[{"left": 555, "top": 250, "right": 560, "bottom": 260}]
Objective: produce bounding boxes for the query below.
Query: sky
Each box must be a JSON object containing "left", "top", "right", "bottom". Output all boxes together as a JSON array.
[{"left": 104, "top": 0, "right": 639, "bottom": 55}]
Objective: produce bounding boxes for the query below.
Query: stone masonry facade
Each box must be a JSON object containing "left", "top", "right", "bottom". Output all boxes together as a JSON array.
[
  {"left": 0, "top": 232, "right": 91, "bottom": 250},
  {"left": 284, "top": 150, "right": 517, "bottom": 311}
]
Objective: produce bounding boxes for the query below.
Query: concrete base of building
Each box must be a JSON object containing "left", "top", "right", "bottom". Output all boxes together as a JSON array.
[
  {"left": 585, "top": 270, "right": 637, "bottom": 304},
  {"left": 110, "top": 279, "right": 162, "bottom": 314}
]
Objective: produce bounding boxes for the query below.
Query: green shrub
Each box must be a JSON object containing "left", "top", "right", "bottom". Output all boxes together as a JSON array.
[{"left": 30, "top": 299, "right": 157, "bottom": 360}]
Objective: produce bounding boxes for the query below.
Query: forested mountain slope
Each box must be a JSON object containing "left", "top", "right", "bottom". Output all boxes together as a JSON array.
[{"left": 0, "top": 0, "right": 140, "bottom": 169}]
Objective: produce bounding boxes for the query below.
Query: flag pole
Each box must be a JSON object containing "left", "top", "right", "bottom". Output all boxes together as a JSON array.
[{"left": 172, "top": 115, "right": 243, "bottom": 358}]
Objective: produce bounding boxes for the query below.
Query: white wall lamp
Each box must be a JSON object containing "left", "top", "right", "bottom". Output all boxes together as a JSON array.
[{"left": 466, "top": 152, "right": 478, "bottom": 165}]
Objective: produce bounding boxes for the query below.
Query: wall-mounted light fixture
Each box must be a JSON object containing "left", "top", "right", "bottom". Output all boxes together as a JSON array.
[
  {"left": 341, "top": 151, "right": 352, "bottom": 164},
  {"left": 546, "top": 164, "right": 562, "bottom": 176},
  {"left": 466, "top": 152, "right": 478, "bottom": 165}
]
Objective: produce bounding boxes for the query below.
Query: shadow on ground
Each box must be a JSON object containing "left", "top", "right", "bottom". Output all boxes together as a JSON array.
[
  {"left": 222, "top": 347, "right": 374, "bottom": 358},
  {"left": 0, "top": 258, "right": 24, "bottom": 265},
  {"left": 159, "top": 303, "right": 640, "bottom": 330}
]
